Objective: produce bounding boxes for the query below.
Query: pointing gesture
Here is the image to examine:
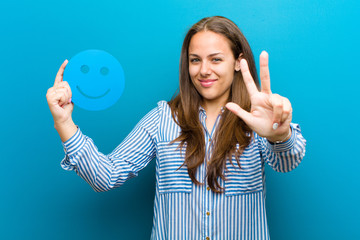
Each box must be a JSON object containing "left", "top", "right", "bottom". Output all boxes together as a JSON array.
[
  {"left": 46, "top": 60, "right": 74, "bottom": 125},
  {"left": 46, "top": 60, "right": 78, "bottom": 142},
  {"left": 226, "top": 51, "right": 292, "bottom": 143}
]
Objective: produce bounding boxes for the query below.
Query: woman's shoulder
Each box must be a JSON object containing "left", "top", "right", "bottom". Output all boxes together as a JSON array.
[
  {"left": 157, "top": 100, "right": 169, "bottom": 107},
  {"left": 154, "top": 100, "right": 180, "bottom": 141},
  {"left": 155, "top": 100, "right": 172, "bottom": 115}
]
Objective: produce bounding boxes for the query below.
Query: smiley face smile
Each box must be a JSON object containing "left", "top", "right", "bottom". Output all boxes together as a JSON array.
[{"left": 76, "top": 85, "right": 111, "bottom": 99}]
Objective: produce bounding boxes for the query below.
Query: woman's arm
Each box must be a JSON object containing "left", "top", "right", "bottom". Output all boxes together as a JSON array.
[
  {"left": 47, "top": 60, "right": 160, "bottom": 192},
  {"left": 61, "top": 107, "right": 160, "bottom": 192},
  {"left": 257, "top": 123, "right": 306, "bottom": 172}
]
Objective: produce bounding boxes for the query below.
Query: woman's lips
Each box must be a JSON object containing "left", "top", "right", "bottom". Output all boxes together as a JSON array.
[{"left": 199, "top": 79, "right": 216, "bottom": 87}]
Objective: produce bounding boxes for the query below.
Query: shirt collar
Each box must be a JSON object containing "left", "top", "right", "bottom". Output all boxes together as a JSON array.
[{"left": 199, "top": 105, "right": 226, "bottom": 114}]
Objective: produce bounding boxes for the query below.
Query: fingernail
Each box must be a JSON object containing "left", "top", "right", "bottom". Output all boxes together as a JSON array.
[
  {"left": 68, "top": 98, "right": 72, "bottom": 103},
  {"left": 240, "top": 59, "right": 247, "bottom": 68},
  {"left": 272, "top": 123, "right": 278, "bottom": 130}
]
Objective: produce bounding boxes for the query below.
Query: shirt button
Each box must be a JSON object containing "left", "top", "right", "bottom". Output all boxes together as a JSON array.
[
  {"left": 206, "top": 211, "right": 210, "bottom": 216},
  {"left": 206, "top": 237, "right": 210, "bottom": 240},
  {"left": 207, "top": 186, "right": 210, "bottom": 191},
  {"left": 209, "top": 138, "right": 211, "bottom": 142}
]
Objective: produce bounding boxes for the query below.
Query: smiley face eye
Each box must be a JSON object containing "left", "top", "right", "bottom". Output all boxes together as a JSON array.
[
  {"left": 100, "top": 67, "right": 109, "bottom": 76},
  {"left": 80, "top": 65, "right": 90, "bottom": 74}
]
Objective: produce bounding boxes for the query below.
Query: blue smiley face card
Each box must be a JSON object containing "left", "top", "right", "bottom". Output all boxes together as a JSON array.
[{"left": 64, "top": 49, "right": 125, "bottom": 111}]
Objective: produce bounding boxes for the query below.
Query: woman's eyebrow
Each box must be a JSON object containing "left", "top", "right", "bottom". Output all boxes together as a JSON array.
[
  {"left": 208, "top": 52, "right": 222, "bottom": 57},
  {"left": 189, "top": 52, "right": 223, "bottom": 57},
  {"left": 189, "top": 53, "right": 200, "bottom": 57}
]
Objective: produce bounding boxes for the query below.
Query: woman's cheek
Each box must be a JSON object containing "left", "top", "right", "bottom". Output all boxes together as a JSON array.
[{"left": 189, "top": 65, "right": 199, "bottom": 79}]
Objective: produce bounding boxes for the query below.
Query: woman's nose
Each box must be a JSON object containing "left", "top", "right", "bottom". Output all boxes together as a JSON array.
[{"left": 200, "top": 61, "right": 212, "bottom": 76}]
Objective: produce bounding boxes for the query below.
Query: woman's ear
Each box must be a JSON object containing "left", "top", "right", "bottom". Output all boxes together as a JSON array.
[{"left": 235, "top": 53, "right": 243, "bottom": 71}]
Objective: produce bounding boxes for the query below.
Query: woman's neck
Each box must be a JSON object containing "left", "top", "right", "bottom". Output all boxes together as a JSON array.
[
  {"left": 202, "top": 98, "right": 226, "bottom": 117},
  {"left": 202, "top": 99, "right": 226, "bottom": 134}
]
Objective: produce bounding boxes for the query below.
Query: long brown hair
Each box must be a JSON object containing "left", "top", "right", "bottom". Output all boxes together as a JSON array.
[{"left": 168, "top": 16, "right": 259, "bottom": 193}]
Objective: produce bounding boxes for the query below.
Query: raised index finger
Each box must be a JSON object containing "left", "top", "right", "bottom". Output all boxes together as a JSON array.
[
  {"left": 240, "top": 59, "right": 258, "bottom": 96},
  {"left": 54, "top": 59, "right": 68, "bottom": 85},
  {"left": 260, "top": 51, "right": 271, "bottom": 94}
]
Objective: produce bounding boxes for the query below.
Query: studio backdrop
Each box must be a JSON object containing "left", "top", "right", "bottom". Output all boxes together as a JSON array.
[{"left": 1, "top": 0, "right": 359, "bottom": 239}]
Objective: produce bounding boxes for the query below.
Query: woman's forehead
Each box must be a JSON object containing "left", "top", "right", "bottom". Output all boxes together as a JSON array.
[{"left": 189, "top": 31, "right": 232, "bottom": 55}]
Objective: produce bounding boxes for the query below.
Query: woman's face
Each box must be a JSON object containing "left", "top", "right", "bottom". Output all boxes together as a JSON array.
[{"left": 188, "top": 30, "right": 240, "bottom": 107}]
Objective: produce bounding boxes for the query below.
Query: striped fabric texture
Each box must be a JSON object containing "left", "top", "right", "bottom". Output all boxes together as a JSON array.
[{"left": 61, "top": 101, "right": 306, "bottom": 240}]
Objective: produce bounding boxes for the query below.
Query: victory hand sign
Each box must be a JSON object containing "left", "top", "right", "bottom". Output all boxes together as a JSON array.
[{"left": 226, "top": 51, "right": 292, "bottom": 143}]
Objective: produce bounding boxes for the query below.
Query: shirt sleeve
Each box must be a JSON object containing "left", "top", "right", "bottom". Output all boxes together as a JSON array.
[
  {"left": 60, "top": 106, "right": 160, "bottom": 192},
  {"left": 257, "top": 123, "right": 306, "bottom": 173}
]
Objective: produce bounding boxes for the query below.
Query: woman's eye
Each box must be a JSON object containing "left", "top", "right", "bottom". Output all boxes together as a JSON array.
[
  {"left": 190, "top": 58, "right": 200, "bottom": 63},
  {"left": 212, "top": 58, "right": 222, "bottom": 62}
]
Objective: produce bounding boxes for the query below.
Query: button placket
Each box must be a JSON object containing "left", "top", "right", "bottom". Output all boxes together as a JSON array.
[
  {"left": 200, "top": 108, "right": 222, "bottom": 240},
  {"left": 204, "top": 128, "right": 212, "bottom": 240}
]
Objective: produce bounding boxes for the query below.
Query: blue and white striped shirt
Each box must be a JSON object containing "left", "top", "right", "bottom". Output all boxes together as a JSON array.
[{"left": 61, "top": 101, "right": 306, "bottom": 240}]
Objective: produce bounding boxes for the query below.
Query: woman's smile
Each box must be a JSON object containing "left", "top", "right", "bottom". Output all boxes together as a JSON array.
[{"left": 199, "top": 78, "right": 217, "bottom": 87}]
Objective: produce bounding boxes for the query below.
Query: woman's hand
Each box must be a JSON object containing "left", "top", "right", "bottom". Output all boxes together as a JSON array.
[
  {"left": 226, "top": 51, "right": 292, "bottom": 142},
  {"left": 46, "top": 60, "right": 77, "bottom": 142},
  {"left": 46, "top": 60, "right": 73, "bottom": 125}
]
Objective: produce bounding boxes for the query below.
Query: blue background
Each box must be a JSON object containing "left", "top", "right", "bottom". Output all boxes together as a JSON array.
[{"left": 1, "top": 0, "right": 359, "bottom": 239}]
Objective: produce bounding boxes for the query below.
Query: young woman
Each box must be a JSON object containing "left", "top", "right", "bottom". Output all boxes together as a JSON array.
[{"left": 46, "top": 16, "right": 306, "bottom": 240}]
